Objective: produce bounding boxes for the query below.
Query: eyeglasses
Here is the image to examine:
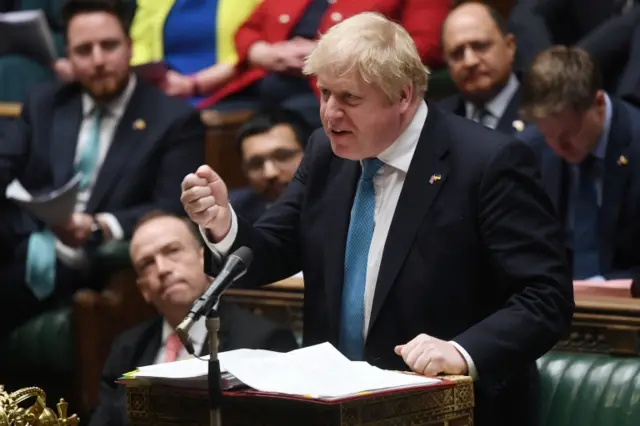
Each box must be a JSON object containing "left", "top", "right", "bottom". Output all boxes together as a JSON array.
[{"left": 244, "top": 148, "right": 302, "bottom": 176}]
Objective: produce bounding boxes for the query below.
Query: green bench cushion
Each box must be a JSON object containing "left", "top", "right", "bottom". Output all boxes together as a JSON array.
[{"left": 537, "top": 351, "right": 640, "bottom": 426}]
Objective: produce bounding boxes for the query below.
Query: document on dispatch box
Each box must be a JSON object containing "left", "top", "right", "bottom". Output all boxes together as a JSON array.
[
  {"left": 5, "top": 173, "right": 82, "bottom": 226},
  {"left": 129, "top": 342, "right": 440, "bottom": 399}
]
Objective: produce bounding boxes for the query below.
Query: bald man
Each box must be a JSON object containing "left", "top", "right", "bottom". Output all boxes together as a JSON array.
[
  {"left": 89, "top": 211, "right": 298, "bottom": 426},
  {"left": 437, "top": 2, "right": 522, "bottom": 134}
]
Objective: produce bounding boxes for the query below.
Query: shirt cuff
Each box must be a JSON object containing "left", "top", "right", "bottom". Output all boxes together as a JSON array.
[
  {"left": 96, "top": 213, "right": 124, "bottom": 240},
  {"left": 198, "top": 206, "right": 238, "bottom": 260},
  {"left": 450, "top": 341, "right": 478, "bottom": 380}
]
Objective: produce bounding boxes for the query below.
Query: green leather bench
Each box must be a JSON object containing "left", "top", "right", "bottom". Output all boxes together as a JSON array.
[
  {"left": 537, "top": 351, "right": 640, "bottom": 426},
  {"left": 0, "top": 240, "right": 133, "bottom": 417}
]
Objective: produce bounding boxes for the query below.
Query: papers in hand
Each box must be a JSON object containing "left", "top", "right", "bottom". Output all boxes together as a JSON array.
[
  {"left": 125, "top": 342, "right": 440, "bottom": 400},
  {"left": 5, "top": 173, "right": 81, "bottom": 226},
  {"left": 0, "top": 9, "right": 57, "bottom": 63}
]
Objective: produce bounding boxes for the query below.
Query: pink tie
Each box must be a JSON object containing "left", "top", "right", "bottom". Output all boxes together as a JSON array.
[{"left": 164, "top": 332, "right": 182, "bottom": 363}]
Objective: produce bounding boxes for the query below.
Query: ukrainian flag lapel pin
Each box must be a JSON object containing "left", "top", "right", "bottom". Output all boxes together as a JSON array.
[
  {"left": 617, "top": 155, "right": 629, "bottom": 166},
  {"left": 429, "top": 174, "right": 442, "bottom": 184},
  {"left": 133, "top": 118, "right": 146, "bottom": 130}
]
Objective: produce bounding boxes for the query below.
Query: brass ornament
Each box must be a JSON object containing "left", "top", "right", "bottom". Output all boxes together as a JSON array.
[{"left": 0, "top": 385, "right": 78, "bottom": 426}]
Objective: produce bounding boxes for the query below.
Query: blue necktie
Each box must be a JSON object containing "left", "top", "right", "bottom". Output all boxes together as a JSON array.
[
  {"left": 339, "top": 158, "right": 383, "bottom": 360},
  {"left": 572, "top": 156, "right": 601, "bottom": 279},
  {"left": 25, "top": 107, "right": 103, "bottom": 300}
]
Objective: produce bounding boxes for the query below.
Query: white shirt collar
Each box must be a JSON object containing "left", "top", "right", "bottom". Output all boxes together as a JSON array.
[
  {"left": 465, "top": 73, "right": 519, "bottom": 120},
  {"left": 81, "top": 73, "right": 137, "bottom": 118},
  {"left": 377, "top": 100, "right": 428, "bottom": 173}
]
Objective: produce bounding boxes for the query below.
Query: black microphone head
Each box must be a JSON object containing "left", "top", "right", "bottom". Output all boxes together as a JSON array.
[{"left": 232, "top": 246, "right": 253, "bottom": 268}]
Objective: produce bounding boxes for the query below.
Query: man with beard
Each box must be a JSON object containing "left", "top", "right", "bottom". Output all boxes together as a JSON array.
[
  {"left": 229, "top": 108, "right": 309, "bottom": 224},
  {"left": 0, "top": 0, "right": 203, "bottom": 337}
]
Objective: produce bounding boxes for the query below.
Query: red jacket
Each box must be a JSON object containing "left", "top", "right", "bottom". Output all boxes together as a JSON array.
[{"left": 198, "top": 0, "right": 450, "bottom": 109}]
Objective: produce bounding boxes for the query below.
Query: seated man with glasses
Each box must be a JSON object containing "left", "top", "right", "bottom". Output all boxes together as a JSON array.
[{"left": 230, "top": 108, "right": 310, "bottom": 224}]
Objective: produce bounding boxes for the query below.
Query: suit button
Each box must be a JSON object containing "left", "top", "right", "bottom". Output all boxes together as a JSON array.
[
  {"left": 331, "top": 12, "right": 343, "bottom": 22},
  {"left": 279, "top": 13, "right": 290, "bottom": 24}
]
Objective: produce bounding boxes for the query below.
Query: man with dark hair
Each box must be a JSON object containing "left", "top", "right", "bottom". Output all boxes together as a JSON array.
[
  {"left": 88, "top": 211, "right": 298, "bottom": 426},
  {"left": 0, "top": 0, "right": 203, "bottom": 337},
  {"left": 437, "top": 1, "right": 522, "bottom": 134},
  {"left": 229, "top": 107, "right": 309, "bottom": 224},
  {"left": 517, "top": 46, "right": 640, "bottom": 280}
]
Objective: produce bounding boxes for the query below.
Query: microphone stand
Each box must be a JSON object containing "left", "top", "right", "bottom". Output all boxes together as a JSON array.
[{"left": 206, "top": 300, "right": 223, "bottom": 426}]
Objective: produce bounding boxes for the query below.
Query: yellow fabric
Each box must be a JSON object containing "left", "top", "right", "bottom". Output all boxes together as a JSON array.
[{"left": 129, "top": 0, "right": 261, "bottom": 67}]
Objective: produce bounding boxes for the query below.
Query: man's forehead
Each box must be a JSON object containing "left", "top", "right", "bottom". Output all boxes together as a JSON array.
[{"left": 317, "top": 72, "right": 366, "bottom": 90}]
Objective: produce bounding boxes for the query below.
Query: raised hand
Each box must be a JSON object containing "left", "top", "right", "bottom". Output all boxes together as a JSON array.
[{"left": 180, "top": 165, "right": 232, "bottom": 241}]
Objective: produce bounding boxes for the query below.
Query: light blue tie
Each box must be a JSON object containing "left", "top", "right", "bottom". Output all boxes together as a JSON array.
[
  {"left": 339, "top": 158, "right": 383, "bottom": 360},
  {"left": 25, "top": 107, "right": 103, "bottom": 300}
]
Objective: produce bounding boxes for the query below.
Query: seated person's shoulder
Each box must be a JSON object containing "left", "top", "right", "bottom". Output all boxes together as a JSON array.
[
  {"left": 229, "top": 187, "right": 258, "bottom": 206},
  {"left": 108, "top": 316, "right": 161, "bottom": 354},
  {"left": 434, "top": 93, "right": 462, "bottom": 112},
  {"left": 135, "top": 80, "right": 200, "bottom": 121},
  {"left": 219, "top": 301, "right": 298, "bottom": 353}
]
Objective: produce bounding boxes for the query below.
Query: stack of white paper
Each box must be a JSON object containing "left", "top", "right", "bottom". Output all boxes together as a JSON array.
[{"left": 127, "top": 343, "right": 440, "bottom": 399}]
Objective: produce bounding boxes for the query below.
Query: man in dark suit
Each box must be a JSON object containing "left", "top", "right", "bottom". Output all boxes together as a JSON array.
[
  {"left": 229, "top": 107, "right": 310, "bottom": 224},
  {"left": 437, "top": 2, "right": 523, "bottom": 135},
  {"left": 516, "top": 46, "right": 640, "bottom": 280},
  {"left": 181, "top": 13, "right": 573, "bottom": 426},
  {"left": 508, "top": 0, "right": 639, "bottom": 94},
  {"left": 88, "top": 211, "right": 298, "bottom": 426},
  {"left": 0, "top": 0, "right": 204, "bottom": 337}
]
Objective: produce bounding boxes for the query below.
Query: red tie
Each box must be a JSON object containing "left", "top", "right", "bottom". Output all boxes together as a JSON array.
[{"left": 164, "top": 332, "right": 182, "bottom": 363}]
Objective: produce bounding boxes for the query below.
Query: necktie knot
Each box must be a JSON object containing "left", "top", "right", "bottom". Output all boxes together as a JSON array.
[
  {"left": 361, "top": 158, "right": 383, "bottom": 181},
  {"left": 164, "top": 332, "right": 183, "bottom": 363}
]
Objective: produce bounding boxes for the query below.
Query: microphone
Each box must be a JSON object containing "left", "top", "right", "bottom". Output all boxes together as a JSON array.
[{"left": 176, "top": 246, "right": 253, "bottom": 354}]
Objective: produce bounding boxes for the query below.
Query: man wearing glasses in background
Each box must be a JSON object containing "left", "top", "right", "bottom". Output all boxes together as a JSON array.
[{"left": 230, "top": 108, "right": 310, "bottom": 225}]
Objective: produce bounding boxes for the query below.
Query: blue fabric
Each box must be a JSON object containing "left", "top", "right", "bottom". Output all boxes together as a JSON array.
[
  {"left": 339, "top": 158, "right": 383, "bottom": 360},
  {"left": 163, "top": 0, "right": 218, "bottom": 106},
  {"left": 572, "top": 155, "right": 602, "bottom": 279},
  {"left": 24, "top": 108, "right": 102, "bottom": 300},
  {"left": 289, "top": 0, "right": 329, "bottom": 39}
]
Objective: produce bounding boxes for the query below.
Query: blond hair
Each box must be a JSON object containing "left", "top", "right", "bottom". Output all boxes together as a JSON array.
[
  {"left": 303, "top": 12, "right": 429, "bottom": 102},
  {"left": 520, "top": 46, "right": 603, "bottom": 121}
]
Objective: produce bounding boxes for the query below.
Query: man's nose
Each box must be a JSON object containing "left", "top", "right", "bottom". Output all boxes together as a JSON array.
[
  {"left": 156, "top": 256, "right": 171, "bottom": 275},
  {"left": 262, "top": 159, "right": 279, "bottom": 179},
  {"left": 91, "top": 46, "right": 106, "bottom": 66},
  {"left": 462, "top": 47, "right": 480, "bottom": 68},
  {"left": 324, "top": 96, "right": 344, "bottom": 121}
]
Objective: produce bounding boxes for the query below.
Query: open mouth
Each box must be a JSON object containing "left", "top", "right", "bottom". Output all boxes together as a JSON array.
[{"left": 330, "top": 129, "right": 351, "bottom": 135}]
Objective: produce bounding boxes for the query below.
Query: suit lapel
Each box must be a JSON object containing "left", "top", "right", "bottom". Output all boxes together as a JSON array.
[
  {"left": 323, "top": 159, "right": 360, "bottom": 340},
  {"left": 368, "top": 107, "right": 450, "bottom": 335},
  {"left": 86, "top": 83, "right": 149, "bottom": 212},
  {"left": 600, "top": 100, "right": 632, "bottom": 267},
  {"left": 540, "top": 149, "right": 566, "bottom": 217},
  {"left": 138, "top": 319, "right": 164, "bottom": 367},
  {"left": 50, "top": 93, "right": 83, "bottom": 188}
]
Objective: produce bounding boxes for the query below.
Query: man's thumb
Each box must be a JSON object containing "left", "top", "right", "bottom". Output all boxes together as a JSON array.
[{"left": 195, "top": 165, "right": 217, "bottom": 183}]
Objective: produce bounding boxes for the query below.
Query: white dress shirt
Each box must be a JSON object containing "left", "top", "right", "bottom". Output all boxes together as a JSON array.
[
  {"left": 465, "top": 73, "right": 520, "bottom": 130},
  {"left": 56, "top": 75, "right": 137, "bottom": 269},
  {"left": 154, "top": 315, "right": 208, "bottom": 364},
  {"left": 201, "top": 100, "right": 478, "bottom": 379}
]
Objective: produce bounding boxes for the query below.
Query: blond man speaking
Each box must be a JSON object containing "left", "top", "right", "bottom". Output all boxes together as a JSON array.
[{"left": 181, "top": 12, "right": 573, "bottom": 426}]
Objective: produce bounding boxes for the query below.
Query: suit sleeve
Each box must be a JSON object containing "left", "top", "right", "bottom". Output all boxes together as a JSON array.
[
  {"left": 400, "top": 0, "right": 450, "bottom": 68},
  {"left": 108, "top": 110, "right": 205, "bottom": 237},
  {"left": 507, "top": 0, "right": 559, "bottom": 69},
  {"left": 264, "top": 326, "right": 300, "bottom": 352},
  {"left": 453, "top": 138, "right": 574, "bottom": 390},
  {"left": 234, "top": 2, "right": 268, "bottom": 67},
  {"left": 211, "top": 131, "right": 320, "bottom": 287},
  {"left": 86, "top": 340, "right": 129, "bottom": 426},
  {"left": 0, "top": 92, "right": 33, "bottom": 190}
]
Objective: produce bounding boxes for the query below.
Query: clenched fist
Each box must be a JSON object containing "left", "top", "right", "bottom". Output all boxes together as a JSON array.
[
  {"left": 395, "top": 334, "right": 468, "bottom": 377},
  {"left": 181, "top": 165, "right": 232, "bottom": 242}
]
